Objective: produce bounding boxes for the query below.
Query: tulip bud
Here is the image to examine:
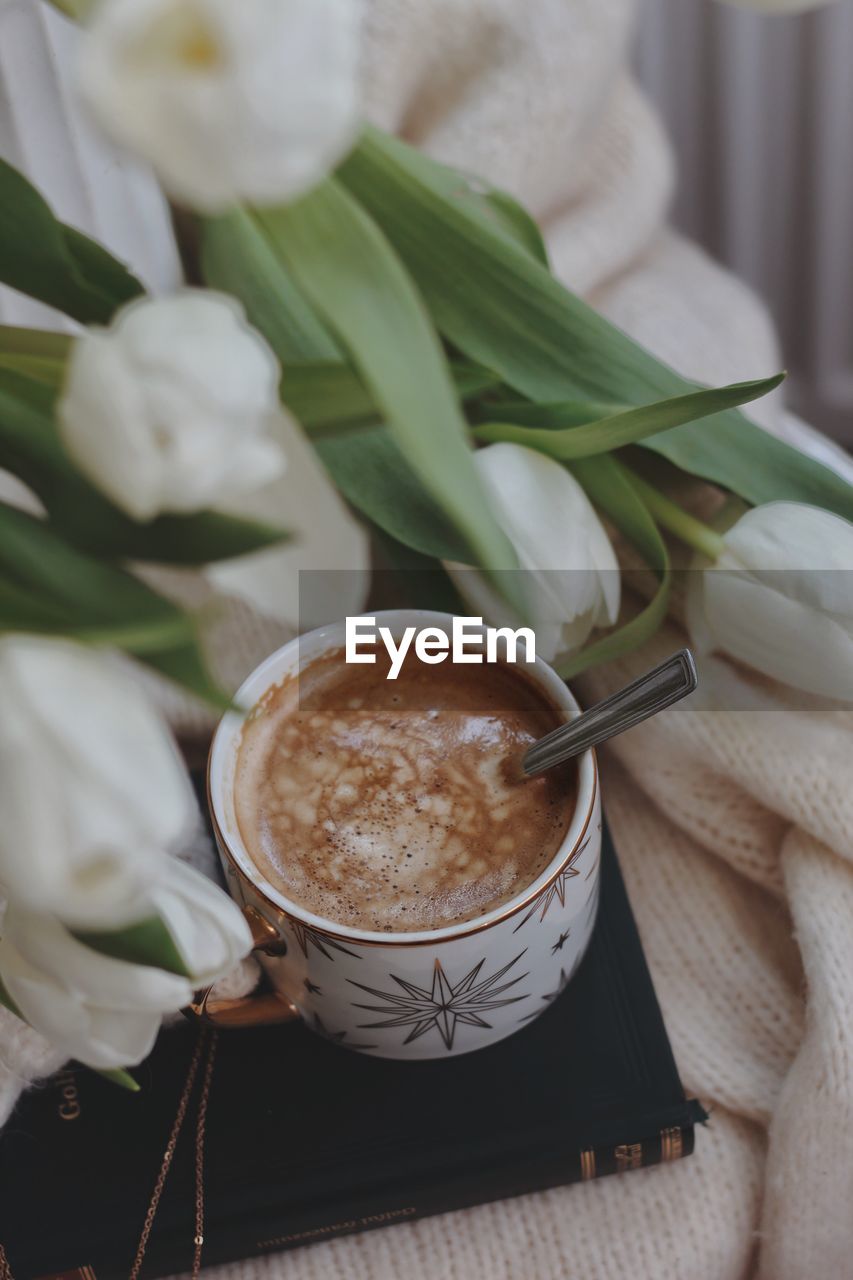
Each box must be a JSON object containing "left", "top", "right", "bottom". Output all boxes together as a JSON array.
[
  {"left": 145, "top": 856, "right": 253, "bottom": 986},
  {"left": 0, "top": 907, "right": 194, "bottom": 1069},
  {"left": 0, "top": 635, "right": 196, "bottom": 928},
  {"left": 58, "top": 291, "right": 286, "bottom": 522},
  {"left": 448, "top": 443, "right": 620, "bottom": 662},
  {"left": 78, "top": 0, "right": 360, "bottom": 212},
  {"left": 687, "top": 502, "right": 853, "bottom": 701}
]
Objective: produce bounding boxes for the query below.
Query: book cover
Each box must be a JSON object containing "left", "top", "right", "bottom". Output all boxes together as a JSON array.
[{"left": 0, "top": 824, "right": 705, "bottom": 1278}]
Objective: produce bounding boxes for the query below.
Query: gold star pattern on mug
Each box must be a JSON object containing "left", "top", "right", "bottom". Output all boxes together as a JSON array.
[
  {"left": 348, "top": 952, "right": 529, "bottom": 1051},
  {"left": 519, "top": 967, "right": 573, "bottom": 1020},
  {"left": 551, "top": 928, "right": 571, "bottom": 955},
  {"left": 290, "top": 920, "right": 362, "bottom": 961},
  {"left": 512, "top": 833, "right": 591, "bottom": 933},
  {"left": 311, "top": 1013, "right": 377, "bottom": 1051}
]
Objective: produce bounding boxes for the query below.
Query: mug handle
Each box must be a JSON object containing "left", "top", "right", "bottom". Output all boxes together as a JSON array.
[{"left": 185, "top": 907, "right": 299, "bottom": 1030}]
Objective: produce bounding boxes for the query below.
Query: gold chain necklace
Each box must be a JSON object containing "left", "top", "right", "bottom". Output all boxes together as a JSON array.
[{"left": 0, "top": 1027, "right": 218, "bottom": 1280}]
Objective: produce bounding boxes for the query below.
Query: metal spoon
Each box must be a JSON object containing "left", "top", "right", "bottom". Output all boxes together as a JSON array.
[{"left": 522, "top": 649, "right": 698, "bottom": 777}]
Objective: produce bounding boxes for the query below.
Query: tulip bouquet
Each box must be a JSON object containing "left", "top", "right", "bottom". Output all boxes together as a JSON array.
[{"left": 0, "top": 0, "right": 851, "bottom": 1084}]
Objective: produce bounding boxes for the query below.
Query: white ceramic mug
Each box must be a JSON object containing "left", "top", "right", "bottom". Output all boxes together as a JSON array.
[{"left": 205, "top": 610, "right": 602, "bottom": 1060}]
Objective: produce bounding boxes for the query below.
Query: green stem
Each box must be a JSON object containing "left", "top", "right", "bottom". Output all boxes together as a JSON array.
[
  {"left": 0, "top": 617, "right": 193, "bottom": 655},
  {"left": 95, "top": 1067, "right": 141, "bottom": 1093},
  {"left": 43, "top": 0, "right": 95, "bottom": 19},
  {"left": 0, "top": 354, "right": 66, "bottom": 388},
  {"left": 625, "top": 471, "right": 726, "bottom": 562},
  {"left": 0, "top": 326, "right": 73, "bottom": 359}
]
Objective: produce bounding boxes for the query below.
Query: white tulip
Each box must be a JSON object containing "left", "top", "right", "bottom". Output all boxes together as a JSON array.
[
  {"left": 448, "top": 443, "right": 620, "bottom": 662},
  {"left": 687, "top": 501, "right": 853, "bottom": 701},
  {"left": 0, "top": 906, "right": 194, "bottom": 1069},
  {"left": 145, "top": 855, "right": 252, "bottom": 985},
  {"left": 78, "top": 0, "right": 360, "bottom": 212},
  {"left": 0, "top": 635, "right": 196, "bottom": 928},
  {"left": 58, "top": 291, "right": 286, "bottom": 522}
]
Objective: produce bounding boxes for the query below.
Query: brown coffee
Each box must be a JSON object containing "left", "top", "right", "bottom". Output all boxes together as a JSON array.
[{"left": 234, "top": 646, "right": 575, "bottom": 932}]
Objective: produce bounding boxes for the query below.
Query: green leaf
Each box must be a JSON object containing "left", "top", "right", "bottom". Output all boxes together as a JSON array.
[
  {"left": 342, "top": 137, "right": 551, "bottom": 264},
  {"left": 0, "top": 325, "right": 72, "bottom": 357},
  {"left": 282, "top": 358, "right": 499, "bottom": 431},
  {"left": 63, "top": 226, "right": 143, "bottom": 309},
  {"left": 0, "top": 579, "right": 87, "bottom": 633},
  {"left": 313, "top": 423, "right": 470, "bottom": 562},
  {"left": 0, "top": 502, "right": 228, "bottom": 705},
  {"left": 0, "top": 325, "right": 72, "bottom": 386},
  {"left": 74, "top": 917, "right": 191, "bottom": 978},
  {"left": 0, "top": 367, "right": 289, "bottom": 564},
  {"left": 200, "top": 199, "right": 505, "bottom": 574},
  {"left": 472, "top": 397, "right": 626, "bottom": 428},
  {"left": 477, "top": 187, "right": 549, "bottom": 266},
  {"left": 44, "top": 0, "right": 97, "bottom": 17},
  {"left": 0, "top": 352, "right": 65, "bottom": 386},
  {"left": 338, "top": 128, "right": 853, "bottom": 522},
  {"left": 94, "top": 1067, "right": 140, "bottom": 1092},
  {"left": 280, "top": 361, "right": 373, "bottom": 429},
  {"left": 0, "top": 157, "right": 142, "bottom": 324},
  {"left": 556, "top": 455, "right": 671, "bottom": 678},
  {"left": 200, "top": 206, "right": 341, "bottom": 364},
  {"left": 0, "top": 502, "right": 191, "bottom": 649},
  {"left": 253, "top": 180, "right": 520, "bottom": 591},
  {"left": 472, "top": 374, "right": 785, "bottom": 460},
  {"left": 371, "top": 526, "right": 469, "bottom": 615},
  {"left": 123, "top": 511, "right": 291, "bottom": 566},
  {"left": 145, "top": 639, "right": 232, "bottom": 712}
]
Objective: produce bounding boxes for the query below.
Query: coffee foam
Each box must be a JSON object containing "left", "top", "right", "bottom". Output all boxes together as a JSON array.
[{"left": 234, "top": 646, "right": 575, "bottom": 932}]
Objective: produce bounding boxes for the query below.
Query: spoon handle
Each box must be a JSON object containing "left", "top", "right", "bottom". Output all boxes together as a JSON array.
[{"left": 522, "top": 649, "right": 698, "bottom": 777}]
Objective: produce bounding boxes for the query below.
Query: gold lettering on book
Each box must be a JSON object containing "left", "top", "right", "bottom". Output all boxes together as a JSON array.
[
  {"left": 54, "top": 1069, "right": 81, "bottom": 1122},
  {"left": 615, "top": 1142, "right": 643, "bottom": 1172},
  {"left": 660, "top": 1127, "right": 683, "bottom": 1162},
  {"left": 257, "top": 1207, "right": 417, "bottom": 1249}
]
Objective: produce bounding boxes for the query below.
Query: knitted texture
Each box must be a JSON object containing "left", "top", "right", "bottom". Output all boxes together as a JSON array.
[{"left": 1, "top": 2, "right": 852, "bottom": 1277}]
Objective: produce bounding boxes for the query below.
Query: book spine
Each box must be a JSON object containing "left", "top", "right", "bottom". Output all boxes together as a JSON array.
[
  {"left": 28, "top": 1125, "right": 700, "bottom": 1279},
  {"left": 125, "top": 1122, "right": 697, "bottom": 1278},
  {"left": 246, "top": 1125, "right": 696, "bottom": 1262},
  {"left": 579, "top": 1122, "right": 694, "bottom": 1182}
]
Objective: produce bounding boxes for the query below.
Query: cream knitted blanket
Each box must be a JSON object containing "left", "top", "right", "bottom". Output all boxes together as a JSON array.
[{"left": 2, "top": 2, "right": 852, "bottom": 1278}]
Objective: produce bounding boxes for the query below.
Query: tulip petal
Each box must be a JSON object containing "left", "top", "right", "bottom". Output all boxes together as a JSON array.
[
  {"left": 148, "top": 858, "right": 252, "bottom": 985},
  {"left": 59, "top": 291, "right": 287, "bottom": 522},
  {"left": 723, "top": 502, "right": 853, "bottom": 617},
  {"left": 78, "top": 0, "right": 360, "bottom": 213},
  {"left": 0, "top": 910, "right": 190, "bottom": 1069},
  {"left": 698, "top": 569, "right": 853, "bottom": 701},
  {"left": 0, "top": 636, "right": 195, "bottom": 926},
  {"left": 470, "top": 443, "right": 620, "bottom": 656},
  {"left": 2, "top": 911, "right": 193, "bottom": 1010},
  {"left": 77, "top": 1008, "right": 164, "bottom": 1070},
  {"left": 2, "top": 954, "right": 163, "bottom": 1069}
]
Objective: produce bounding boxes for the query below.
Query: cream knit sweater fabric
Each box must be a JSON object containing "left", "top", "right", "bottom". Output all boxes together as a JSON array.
[{"left": 2, "top": 2, "right": 853, "bottom": 1278}]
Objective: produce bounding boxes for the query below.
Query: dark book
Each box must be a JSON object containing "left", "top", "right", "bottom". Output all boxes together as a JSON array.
[{"left": 0, "top": 824, "right": 705, "bottom": 1279}]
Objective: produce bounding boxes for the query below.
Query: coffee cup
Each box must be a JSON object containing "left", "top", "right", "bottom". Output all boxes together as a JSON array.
[{"left": 204, "top": 610, "right": 601, "bottom": 1059}]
